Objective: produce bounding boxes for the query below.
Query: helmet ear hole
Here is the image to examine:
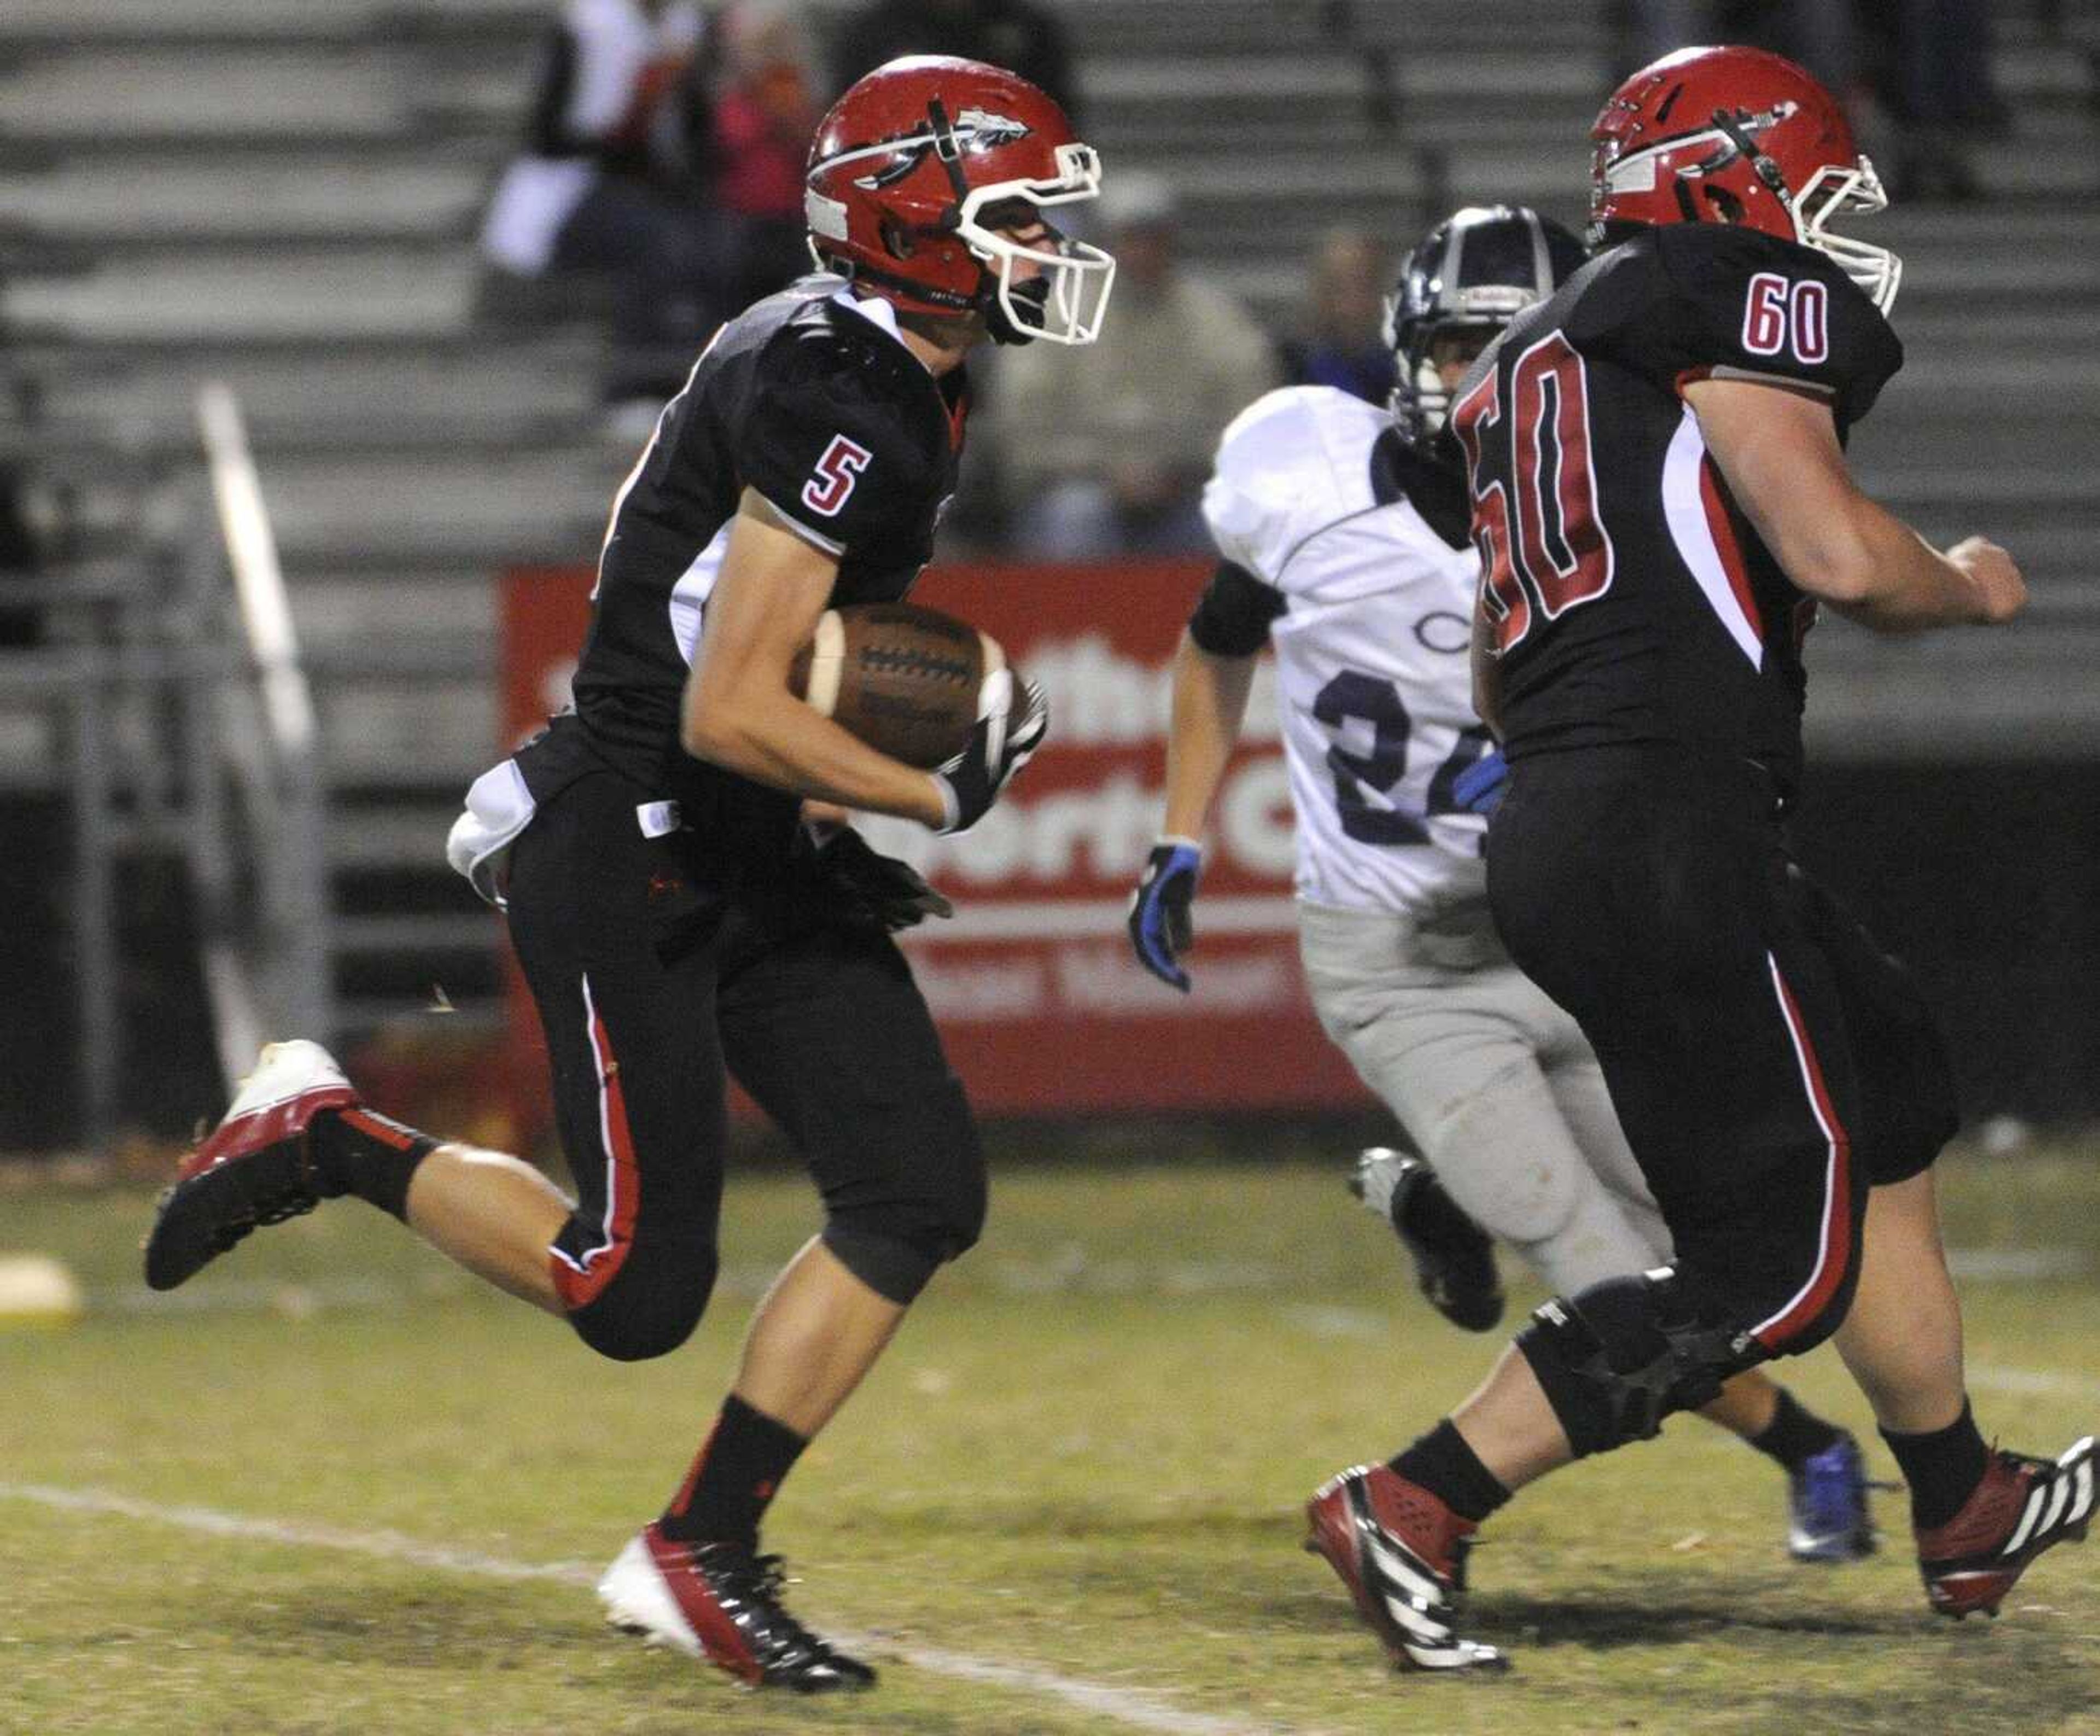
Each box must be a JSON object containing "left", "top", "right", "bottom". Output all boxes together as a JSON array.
[
  {"left": 1705, "top": 187, "right": 1746, "bottom": 223},
  {"left": 880, "top": 218, "right": 917, "bottom": 261}
]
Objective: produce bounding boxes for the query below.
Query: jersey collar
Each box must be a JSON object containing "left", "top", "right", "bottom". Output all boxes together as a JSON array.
[{"left": 830, "top": 289, "right": 934, "bottom": 374}]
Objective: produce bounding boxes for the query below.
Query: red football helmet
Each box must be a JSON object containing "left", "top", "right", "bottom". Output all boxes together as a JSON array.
[
  {"left": 1590, "top": 45, "right": 1900, "bottom": 312},
  {"left": 804, "top": 55, "right": 1115, "bottom": 345}
]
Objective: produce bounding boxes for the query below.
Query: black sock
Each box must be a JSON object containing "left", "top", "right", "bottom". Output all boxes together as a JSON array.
[
  {"left": 1747, "top": 1388, "right": 1845, "bottom": 1472},
  {"left": 660, "top": 1395, "right": 808, "bottom": 1546},
  {"left": 1882, "top": 1400, "right": 1990, "bottom": 1530},
  {"left": 307, "top": 1106, "right": 437, "bottom": 1222},
  {"left": 1392, "top": 1419, "right": 1511, "bottom": 1525}
]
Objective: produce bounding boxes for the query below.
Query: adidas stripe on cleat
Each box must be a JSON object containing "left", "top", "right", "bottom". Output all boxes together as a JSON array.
[
  {"left": 1918, "top": 1435, "right": 2095, "bottom": 1619},
  {"left": 143, "top": 1040, "right": 358, "bottom": 1291},
  {"left": 1304, "top": 1463, "right": 1506, "bottom": 1673}
]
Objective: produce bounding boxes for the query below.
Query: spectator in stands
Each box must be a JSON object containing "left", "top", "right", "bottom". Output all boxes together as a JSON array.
[
  {"left": 829, "top": 0, "right": 1078, "bottom": 117},
  {"left": 1611, "top": 0, "right": 1707, "bottom": 77},
  {"left": 1621, "top": 2, "right": 2002, "bottom": 205},
  {"left": 1281, "top": 227, "right": 1396, "bottom": 406},
  {"left": 987, "top": 173, "right": 1281, "bottom": 560},
  {"left": 1858, "top": 0, "right": 2004, "bottom": 202},
  {"left": 708, "top": 1, "right": 825, "bottom": 310},
  {"left": 1611, "top": 2, "right": 1854, "bottom": 103},
  {"left": 479, "top": 0, "right": 725, "bottom": 398},
  {"left": 1725, "top": 0, "right": 1857, "bottom": 96}
]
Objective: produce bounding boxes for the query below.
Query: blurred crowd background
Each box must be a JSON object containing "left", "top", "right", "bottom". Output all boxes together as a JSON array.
[{"left": 1, "top": 0, "right": 2094, "bottom": 1155}]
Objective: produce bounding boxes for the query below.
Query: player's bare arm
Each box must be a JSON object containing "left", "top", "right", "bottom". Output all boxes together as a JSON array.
[
  {"left": 1160, "top": 631, "right": 1258, "bottom": 838},
  {"left": 681, "top": 488, "right": 949, "bottom": 827},
  {"left": 1684, "top": 376, "right": 2026, "bottom": 632}
]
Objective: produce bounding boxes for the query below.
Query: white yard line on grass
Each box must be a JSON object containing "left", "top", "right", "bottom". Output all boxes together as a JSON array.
[{"left": 0, "top": 1482, "right": 1287, "bottom": 1736}]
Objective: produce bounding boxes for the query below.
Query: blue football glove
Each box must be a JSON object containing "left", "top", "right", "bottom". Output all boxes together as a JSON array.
[
  {"left": 1452, "top": 748, "right": 1508, "bottom": 817},
  {"left": 1127, "top": 838, "right": 1202, "bottom": 993}
]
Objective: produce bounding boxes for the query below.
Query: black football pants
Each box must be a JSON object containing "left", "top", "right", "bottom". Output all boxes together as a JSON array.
[
  {"left": 504, "top": 769, "right": 985, "bottom": 1362},
  {"left": 1488, "top": 744, "right": 1957, "bottom": 1360}
]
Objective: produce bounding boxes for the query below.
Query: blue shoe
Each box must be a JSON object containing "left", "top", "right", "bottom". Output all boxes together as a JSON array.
[{"left": 1788, "top": 1432, "right": 1877, "bottom": 1563}]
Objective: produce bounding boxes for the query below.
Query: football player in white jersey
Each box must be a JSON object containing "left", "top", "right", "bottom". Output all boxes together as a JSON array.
[{"left": 1128, "top": 205, "right": 1874, "bottom": 1562}]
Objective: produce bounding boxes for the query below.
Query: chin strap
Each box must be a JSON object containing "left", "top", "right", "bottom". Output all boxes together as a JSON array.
[
  {"left": 825, "top": 252, "right": 976, "bottom": 316},
  {"left": 984, "top": 278, "right": 1047, "bottom": 346}
]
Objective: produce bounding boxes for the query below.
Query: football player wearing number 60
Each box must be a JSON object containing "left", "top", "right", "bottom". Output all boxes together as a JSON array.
[
  {"left": 1305, "top": 48, "right": 2091, "bottom": 1674},
  {"left": 1130, "top": 202, "right": 1871, "bottom": 1571},
  {"left": 144, "top": 56, "right": 1111, "bottom": 1693}
]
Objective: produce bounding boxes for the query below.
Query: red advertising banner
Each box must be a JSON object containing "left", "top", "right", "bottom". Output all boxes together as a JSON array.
[{"left": 498, "top": 562, "right": 1372, "bottom": 1116}]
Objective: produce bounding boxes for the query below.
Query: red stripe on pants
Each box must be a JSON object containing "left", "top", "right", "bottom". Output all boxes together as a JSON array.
[
  {"left": 551, "top": 984, "right": 641, "bottom": 1310},
  {"left": 1753, "top": 960, "right": 1854, "bottom": 1351}
]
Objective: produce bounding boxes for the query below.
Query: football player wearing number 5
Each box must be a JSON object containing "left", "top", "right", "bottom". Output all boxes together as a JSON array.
[
  {"left": 1131, "top": 202, "right": 1872, "bottom": 1570},
  {"left": 143, "top": 57, "right": 1113, "bottom": 1692},
  {"left": 1304, "top": 47, "right": 2091, "bottom": 1674}
]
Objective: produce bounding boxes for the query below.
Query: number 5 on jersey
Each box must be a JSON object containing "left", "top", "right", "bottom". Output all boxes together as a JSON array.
[
  {"left": 1452, "top": 332, "right": 1616, "bottom": 653},
  {"left": 802, "top": 434, "right": 873, "bottom": 518}
]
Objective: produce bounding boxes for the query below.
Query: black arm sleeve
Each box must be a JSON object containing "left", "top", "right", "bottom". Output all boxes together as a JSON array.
[{"left": 1187, "top": 561, "right": 1285, "bottom": 656}]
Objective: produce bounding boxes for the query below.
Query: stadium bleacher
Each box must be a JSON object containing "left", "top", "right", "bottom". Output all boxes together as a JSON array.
[{"left": 0, "top": 0, "right": 2093, "bottom": 1068}]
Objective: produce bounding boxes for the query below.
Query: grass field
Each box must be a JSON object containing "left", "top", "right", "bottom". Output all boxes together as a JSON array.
[{"left": 4, "top": 1133, "right": 2099, "bottom": 1736}]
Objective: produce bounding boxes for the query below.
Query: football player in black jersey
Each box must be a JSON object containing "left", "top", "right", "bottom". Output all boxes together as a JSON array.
[
  {"left": 1138, "top": 201, "right": 1881, "bottom": 1566},
  {"left": 1305, "top": 46, "right": 2091, "bottom": 1673},
  {"left": 144, "top": 56, "right": 1114, "bottom": 1692}
]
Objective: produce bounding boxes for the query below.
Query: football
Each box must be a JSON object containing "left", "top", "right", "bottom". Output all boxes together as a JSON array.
[{"left": 789, "top": 601, "right": 1000, "bottom": 769}]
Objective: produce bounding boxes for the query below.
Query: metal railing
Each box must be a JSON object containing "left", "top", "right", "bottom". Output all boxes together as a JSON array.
[
  {"left": 0, "top": 385, "right": 332, "bottom": 1147},
  {"left": 191, "top": 381, "right": 332, "bottom": 1090}
]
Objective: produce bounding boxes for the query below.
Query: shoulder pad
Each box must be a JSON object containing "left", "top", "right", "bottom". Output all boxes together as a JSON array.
[
  {"left": 1574, "top": 225, "right": 1901, "bottom": 423},
  {"left": 1201, "top": 386, "right": 1385, "bottom": 587}
]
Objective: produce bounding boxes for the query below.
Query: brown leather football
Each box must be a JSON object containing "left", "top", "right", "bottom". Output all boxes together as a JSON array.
[{"left": 789, "top": 602, "right": 999, "bottom": 769}]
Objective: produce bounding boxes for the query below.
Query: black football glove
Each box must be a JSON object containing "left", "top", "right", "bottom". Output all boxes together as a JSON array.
[
  {"left": 813, "top": 825, "right": 954, "bottom": 932},
  {"left": 1127, "top": 838, "right": 1202, "bottom": 993},
  {"left": 932, "top": 670, "right": 1048, "bottom": 834}
]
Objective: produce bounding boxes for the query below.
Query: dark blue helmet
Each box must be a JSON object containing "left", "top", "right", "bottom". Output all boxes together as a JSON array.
[{"left": 1387, "top": 205, "right": 1588, "bottom": 444}]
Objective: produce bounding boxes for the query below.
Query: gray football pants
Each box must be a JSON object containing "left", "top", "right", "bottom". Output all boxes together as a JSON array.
[{"left": 1299, "top": 898, "right": 1670, "bottom": 1295}]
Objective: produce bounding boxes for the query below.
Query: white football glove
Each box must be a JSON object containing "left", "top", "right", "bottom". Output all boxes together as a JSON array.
[{"left": 932, "top": 669, "right": 1048, "bottom": 834}]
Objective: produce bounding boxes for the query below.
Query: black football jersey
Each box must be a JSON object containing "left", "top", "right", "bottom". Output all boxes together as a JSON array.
[
  {"left": 556, "top": 274, "right": 966, "bottom": 866},
  {"left": 1454, "top": 224, "right": 1901, "bottom": 797}
]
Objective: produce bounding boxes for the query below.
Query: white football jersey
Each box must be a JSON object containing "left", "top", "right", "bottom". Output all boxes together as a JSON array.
[{"left": 1202, "top": 386, "right": 1490, "bottom": 919}]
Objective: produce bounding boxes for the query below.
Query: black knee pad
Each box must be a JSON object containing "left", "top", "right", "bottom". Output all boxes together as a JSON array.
[
  {"left": 820, "top": 1168, "right": 984, "bottom": 1305},
  {"left": 821, "top": 1222, "right": 943, "bottom": 1306},
  {"left": 1516, "top": 1268, "right": 1754, "bottom": 1457},
  {"left": 567, "top": 1247, "right": 719, "bottom": 1363},
  {"left": 819, "top": 1087, "right": 987, "bottom": 1306}
]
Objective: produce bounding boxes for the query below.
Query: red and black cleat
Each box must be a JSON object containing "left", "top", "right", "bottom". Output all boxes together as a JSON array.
[
  {"left": 143, "top": 1040, "right": 358, "bottom": 1291},
  {"left": 1304, "top": 1463, "right": 1506, "bottom": 1673},
  {"left": 598, "top": 1523, "right": 877, "bottom": 1692},
  {"left": 1917, "top": 1436, "right": 2095, "bottom": 1619}
]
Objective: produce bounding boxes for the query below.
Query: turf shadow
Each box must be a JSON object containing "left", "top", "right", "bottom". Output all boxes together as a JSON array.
[
  {"left": 906, "top": 1501, "right": 1288, "bottom": 1546},
  {"left": 178, "top": 1584, "right": 615, "bottom": 1675},
  {"left": 1466, "top": 1588, "right": 1910, "bottom": 1649}
]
